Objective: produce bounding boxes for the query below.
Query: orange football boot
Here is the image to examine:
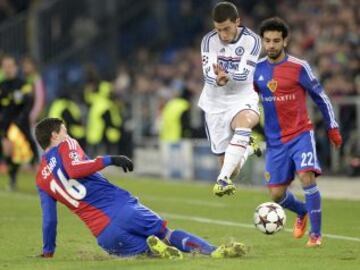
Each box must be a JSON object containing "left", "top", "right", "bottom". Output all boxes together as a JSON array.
[
  {"left": 293, "top": 214, "right": 308, "bottom": 239},
  {"left": 306, "top": 234, "right": 322, "bottom": 247}
]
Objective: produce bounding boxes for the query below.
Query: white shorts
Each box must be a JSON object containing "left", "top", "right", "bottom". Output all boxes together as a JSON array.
[{"left": 204, "top": 102, "right": 260, "bottom": 155}]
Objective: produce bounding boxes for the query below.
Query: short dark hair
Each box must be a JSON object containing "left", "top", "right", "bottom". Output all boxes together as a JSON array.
[
  {"left": 259, "top": 17, "right": 289, "bottom": 39},
  {"left": 35, "top": 118, "right": 64, "bottom": 150},
  {"left": 212, "top": 1, "right": 239, "bottom": 23}
]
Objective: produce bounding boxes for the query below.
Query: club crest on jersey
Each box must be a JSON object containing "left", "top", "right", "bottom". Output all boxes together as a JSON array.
[
  {"left": 264, "top": 171, "right": 271, "bottom": 182},
  {"left": 267, "top": 79, "right": 278, "bottom": 92},
  {"left": 235, "top": 46, "right": 244, "bottom": 56}
]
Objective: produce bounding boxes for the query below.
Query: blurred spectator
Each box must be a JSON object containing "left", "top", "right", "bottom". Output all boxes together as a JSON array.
[
  {"left": 344, "top": 131, "right": 360, "bottom": 177},
  {"left": 71, "top": 16, "right": 99, "bottom": 48},
  {"left": 159, "top": 88, "right": 192, "bottom": 143},
  {"left": 48, "top": 88, "right": 86, "bottom": 149},
  {"left": 22, "top": 56, "right": 46, "bottom": 124},
  {"left": 83, "top": 65, "right": 123, "bottom": 156},
  {"left": 0, "top": 55, "right": 36, "bottom": 190}
]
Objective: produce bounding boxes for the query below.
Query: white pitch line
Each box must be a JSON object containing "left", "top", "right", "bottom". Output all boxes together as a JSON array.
[
  {"left": 1, "top": 191, "right": 359, "bottom": 242},
  {"left": 161, "top": 212, "right": 360, "bottom": 243}
]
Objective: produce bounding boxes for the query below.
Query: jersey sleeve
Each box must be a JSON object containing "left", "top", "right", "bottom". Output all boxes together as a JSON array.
[
  {"left": 299, "top": 62, "right": 339, "bottom": 129},
  {"left": 228, "top": 33, "right": 261, "bottom": 84},
  {"left": 38, "top": 187, "right": 57, "bottom": 254},
  {"left": 201, "top": 31, "right": 218, "bottom": 86},
  {"left": 58, "top": 137, "right": 110, "bottom": 179}
]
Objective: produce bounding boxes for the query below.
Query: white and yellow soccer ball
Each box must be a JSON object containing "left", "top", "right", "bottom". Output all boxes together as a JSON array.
[{"left": 254, "top": 202, "right": 286, "bottom": 234}]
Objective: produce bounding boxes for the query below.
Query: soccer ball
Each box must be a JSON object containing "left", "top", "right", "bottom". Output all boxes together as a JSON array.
[{"left": 254, "top": 202, "right": 286, "bottom": 234}]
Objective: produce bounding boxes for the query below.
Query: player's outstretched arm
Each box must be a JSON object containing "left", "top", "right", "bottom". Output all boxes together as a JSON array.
[
  {"left": 38, "top": 188, "right": 57, "bottom": 258},
  {"left": 299, "top": 63, "right": 343, "bottom": 148},
  {"left": 59, "top": 138, "right": 133, "bottom": 179}
]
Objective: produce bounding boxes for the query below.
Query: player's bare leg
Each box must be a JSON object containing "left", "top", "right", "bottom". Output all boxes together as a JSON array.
[
  {"left": 299, "top": 171, "right": 322, "bottom": 247},
  {"left": 268, "top": 186, "right": 287, "bottom": 203},
  {"left": 269, "top": 185, "right": 308, "bottom": 239},
  {"left": 214, "top": 110, "right": 259, "bottom": 197}
]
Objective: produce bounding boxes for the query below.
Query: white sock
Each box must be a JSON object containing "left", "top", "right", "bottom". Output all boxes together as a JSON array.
[
  {"left": 239, "top": 146, "right": 251, "bottom": 169},
  {"left": 218, "top": 128, "right": 251, "bottom": 180}
]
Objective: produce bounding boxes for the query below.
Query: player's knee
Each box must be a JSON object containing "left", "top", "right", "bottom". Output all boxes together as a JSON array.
[
  {"left": 298, "top": 172, "right": 316, "bottom": 187},
  {"left": 232, "top": 111, "right": 259, "bottom": 129},
  {"left": 269, "top": 189, "right": 285, "bottom": 203}
]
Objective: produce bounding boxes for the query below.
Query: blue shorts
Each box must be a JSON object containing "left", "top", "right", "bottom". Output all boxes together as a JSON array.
[
  {"left": 265, "top": 131, "right": 322, "bottom": 186},
  {"left": 96, "top": 201, "right": 167, "bottom": 257}
]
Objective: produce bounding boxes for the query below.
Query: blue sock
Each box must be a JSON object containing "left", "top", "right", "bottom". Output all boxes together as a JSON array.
[
  {"left": 168, "top": 230, "right": 216, "bottom": 255},
  {"left": 303, "top": 184, "right": 322, "bottom": 236},
  {"left": 278, "top": 191, "right": 307, "bottom": 217}
]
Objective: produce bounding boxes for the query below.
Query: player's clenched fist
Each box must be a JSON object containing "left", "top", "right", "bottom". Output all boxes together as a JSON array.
[{"left": 213, "top": 63, "right": 229, "bottom": 86}]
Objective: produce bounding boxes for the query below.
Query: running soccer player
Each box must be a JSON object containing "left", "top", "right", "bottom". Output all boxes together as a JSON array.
[
  {"left": 254, "top": 17, "right": 343, "bottom": 247},
  {"left": 199, "top": 2, "right": 262, "bottom": 197},
  {"left": 35, "top": 117, "right": 246, "bottom": 258}
]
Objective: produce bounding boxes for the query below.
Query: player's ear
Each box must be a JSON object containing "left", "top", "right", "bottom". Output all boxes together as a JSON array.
[
  {"left": 283, "top": 37, "right": 288, "bottom": 48},
  {"left": 236, "top": 17, "right": 240, "bottom": 27},
  {"left": 51, "top": 130, "right": 58, "bottom": 141}
]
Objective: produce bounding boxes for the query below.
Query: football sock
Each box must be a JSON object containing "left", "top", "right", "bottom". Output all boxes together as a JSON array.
[
  {"left": 218, "top": 128, "right": 251, "bottom": 180},
  {"left": 239, "top": 146, "right": 251, "bottom": 169},
  {"left": 278, "top": 191, "right": 307, "bottom": 217},
  {"left": 303, "top": 184, "right": 322, "bottom": 236},
  {"left": 168, "top": 230, "right": 216, "bottom": 255}
]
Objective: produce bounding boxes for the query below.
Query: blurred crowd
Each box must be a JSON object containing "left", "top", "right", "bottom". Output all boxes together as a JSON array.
[{"left": 0, "top": 0, "right": 359, "bottom": 180}]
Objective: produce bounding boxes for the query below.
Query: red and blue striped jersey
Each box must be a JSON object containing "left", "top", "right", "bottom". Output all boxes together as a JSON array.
[
  {"left": 254, "top": 55, "right": 338, "bottom": 146},
  {"left": 36, "top": 137, "right": 136, "bottom": 254}
]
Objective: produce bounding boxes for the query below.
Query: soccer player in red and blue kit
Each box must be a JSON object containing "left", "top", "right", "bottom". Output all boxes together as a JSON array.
[
  {"left": 254, "top": 18, "right": 343, "bottom": 247},
  {"left": 34, "top": 117, "right": 246, "bottom": 258}
]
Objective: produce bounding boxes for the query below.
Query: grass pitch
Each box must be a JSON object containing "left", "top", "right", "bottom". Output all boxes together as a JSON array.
[{"left": 0, "top": 172, "right": 359, "bottom": 270}]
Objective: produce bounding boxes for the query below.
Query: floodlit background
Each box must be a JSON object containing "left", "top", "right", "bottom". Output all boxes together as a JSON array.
[
  {"left": 0, "top": 0, "right": 359, "bottom": 179},
  {"left": 0, "top": 1, "right": 359, "bottom": 269}
]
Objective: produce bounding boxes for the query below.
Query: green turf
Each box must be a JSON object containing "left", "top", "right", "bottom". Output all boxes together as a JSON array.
[{"left": 0, "top": 172, "right": 359, "bottom": 270}]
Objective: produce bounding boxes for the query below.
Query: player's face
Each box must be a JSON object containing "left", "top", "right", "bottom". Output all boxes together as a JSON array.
[
  {"left": 52, "top": 124, "right": 68, "bottom": 144},
  {"left": 22, "top": 58, "right": 35, "bottom": 75},
  {"left": 214, "top": 18, "right": 240, "bottom": 43},
  {"left": 262, "top": 31, "right": 288, "bottom": 60},
  {"left": 2, "top": 58, "right": 18, "bottom": 79}
]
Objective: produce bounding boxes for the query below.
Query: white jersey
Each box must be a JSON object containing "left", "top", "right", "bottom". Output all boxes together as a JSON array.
[{"left": 198, "top": 26, "right": 261, "bottom": 113}]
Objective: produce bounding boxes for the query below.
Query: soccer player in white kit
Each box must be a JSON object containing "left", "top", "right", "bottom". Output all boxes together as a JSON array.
[{"left": 198, "top": 2, "right": 261, "bottom": 196}]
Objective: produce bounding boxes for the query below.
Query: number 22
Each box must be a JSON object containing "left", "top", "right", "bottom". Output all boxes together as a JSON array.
[{"left": 301, "top": 152, "right": 314, "bottom": 167}]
